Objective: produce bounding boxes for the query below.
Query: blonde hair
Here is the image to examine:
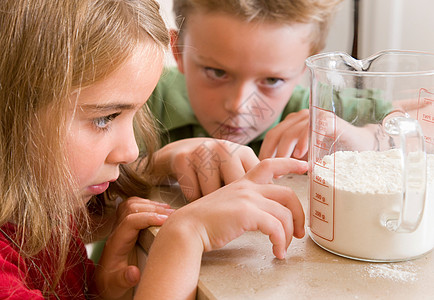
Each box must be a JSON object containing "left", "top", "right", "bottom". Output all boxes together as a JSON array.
[
  {"left": 0, "top": 0, "right": 168, "bottom": 295},
  {"left": 173, "top": 0, "right": 343, "bottom": 55}
]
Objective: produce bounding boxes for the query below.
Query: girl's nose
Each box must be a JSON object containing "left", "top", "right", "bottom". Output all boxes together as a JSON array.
[{"left": 107, "top": 126, "right": 139, "bottom": 165}]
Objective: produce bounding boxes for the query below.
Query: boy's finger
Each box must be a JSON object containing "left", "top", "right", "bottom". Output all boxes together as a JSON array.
[
  {"left": 245, "top": 158, "right": 307, "bottom": 184},
  {"left": 292, "top": 128, "right": 309, "bottom": 159},
  {"left": 258, "top": 135, "right": 279, "bottom": 160},
  {"left": 275, "top": 138, "right": 297, "bottom": 158},
  {"left": 197, "top": 163, "right": 223, "bottom": 196},
  {"left": 174, "top": 159, "right": 201, "bottom": 201},
  {"left": 240, "top": 149, "right": 260, "bottom": 171},
  {"left": 220, "top": 158, "right": 247, "bottom": 185}
]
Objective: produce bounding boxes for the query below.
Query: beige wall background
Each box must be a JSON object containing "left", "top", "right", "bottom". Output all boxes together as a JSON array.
[
  {"left": 359, "top": 0, "right": 434, "bottom": 57},
  {"left": 157, "top": 0, "right": 434, "bottom": 62}
]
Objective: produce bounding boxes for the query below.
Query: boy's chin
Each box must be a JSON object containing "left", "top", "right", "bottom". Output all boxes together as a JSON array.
[{"left": 213, "top": 133, "right": 255, "bottom": 145}]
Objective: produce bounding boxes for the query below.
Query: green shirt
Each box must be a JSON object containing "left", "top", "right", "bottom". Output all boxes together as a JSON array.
[{"left": 147, "top": 67, "right": 310, "bottom": 154}]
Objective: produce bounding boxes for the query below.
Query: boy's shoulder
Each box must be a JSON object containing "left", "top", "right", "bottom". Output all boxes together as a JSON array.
[
  {"left": 281, "top": 85, "right": 310, "bottom": 117},
  {"left": 152, "top": 67, "right": 188, "bottom": 98},
  {"left": 148, "top": 67, "right": 198, "bottom": 130},
  {"left": 158, "top": 67, "right": 186, "bottom": 87}
]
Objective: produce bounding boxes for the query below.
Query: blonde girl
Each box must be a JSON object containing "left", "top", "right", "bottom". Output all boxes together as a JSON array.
[
  {"left": 0, "top": 0, "right": 169, "bottom": 298},
  {"left": 0, "top": 0, "right": 308, "bottom": 299}
]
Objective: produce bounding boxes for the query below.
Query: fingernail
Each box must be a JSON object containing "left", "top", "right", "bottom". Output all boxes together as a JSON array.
[
  {"left": 165, "top": 208, "right": 176, "bottom": 214},
  {"left": 157, "top": 214, "right": 169, "bottom": 220}
]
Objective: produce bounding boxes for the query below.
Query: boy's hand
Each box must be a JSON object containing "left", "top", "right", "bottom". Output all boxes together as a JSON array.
[
  {"left": 151, "top": 138, "right": 260, "bottom": 201},
  {"left": 259, "top": 109, "right": 309, "bottom": 160},
  {"left": 93, "top": 198, "right": 174, "bottom": 299},
  {"left": 309, "top": 109, "right": 379, "bottom": 153}
]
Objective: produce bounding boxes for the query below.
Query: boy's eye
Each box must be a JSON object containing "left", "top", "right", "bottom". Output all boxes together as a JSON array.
[
  {"left": 93, "top": 113, "right": 120, "bottom": 130},
  {"left": 204, "top": 67, "right": 227, "bottom": 80},
  {"left": 261, "top": 77, "right": 284, "bottom": 87}
]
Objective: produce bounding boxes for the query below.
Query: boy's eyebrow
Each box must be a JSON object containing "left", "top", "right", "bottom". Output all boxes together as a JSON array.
[{"left": 197, "top": 54, "right": 227, "bottom": 69}]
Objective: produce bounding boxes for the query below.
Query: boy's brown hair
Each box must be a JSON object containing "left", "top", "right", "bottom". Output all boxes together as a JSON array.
[{"left": 173, "top": 0, "right": 343, "bottom": 55}]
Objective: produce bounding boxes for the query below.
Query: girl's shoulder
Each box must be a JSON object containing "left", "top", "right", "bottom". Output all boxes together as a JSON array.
[
  {"left": 0, "top": 223, "right": 44, "bottom": 299},
  {"left": 0, "top": 222, "right": 21, "bottom": 254},
  {"left": 0, "top": 222, "right": 95, "bottom": 299}
]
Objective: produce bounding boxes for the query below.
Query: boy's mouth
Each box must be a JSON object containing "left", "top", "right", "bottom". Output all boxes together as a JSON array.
[{"left": 219, "top": 124, "right": 246, "bottom": 134}]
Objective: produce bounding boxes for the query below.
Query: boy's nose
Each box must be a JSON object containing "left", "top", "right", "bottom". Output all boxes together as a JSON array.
[
  {"left": 107, "top": 126, "right": 139, "bottom": 165},
  {"left": 223, "top": 82, "right": 254, "bottom": 114}
]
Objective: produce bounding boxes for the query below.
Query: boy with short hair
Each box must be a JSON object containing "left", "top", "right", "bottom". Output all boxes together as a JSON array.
[{"left": 148, "top": 0, "right": 343, "bottom": 160}]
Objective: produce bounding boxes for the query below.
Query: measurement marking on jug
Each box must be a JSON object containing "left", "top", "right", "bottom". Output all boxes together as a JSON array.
[
  {"left": 425, "top": 136, "right": 434, "bottom": 146},
  {"left": 313, "top": 193, "right": 328, "bottom": 205},
  {"left": 416, "top": 89, "right": 434, "bottom": 148},
  {"left": 314, "top": 139, "right": 328, "bottom": 150},
  {"left": 422, "top": 96, "right": 434, "bottom": 106},
  {"left": 309, "top": 104, "right": 336, "bottom": 241},
  {"left": 312, "top": 129, "right": 334, "bottom": 141},
  {"left": 313, "top": 175, "right": 328, "bottom": 187},
  {"left": 422, "top": 113, "right": 434, "bottom": 124},
  {"left": 312, "top": 106, "right": 336, "bottom": 139},
  {"left": 314, "top": 121, "right": 328, "bottom": 134},
  {"left": 313, "top": 210, "right": 328, "bottom": 223},
  {"left": 314, "top": 158, "right": 328, "bottom": 169}
]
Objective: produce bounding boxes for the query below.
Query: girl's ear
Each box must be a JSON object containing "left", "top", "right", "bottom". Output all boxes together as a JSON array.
[{"left": 170, "top": 29, "right": 185, "bottom": 74}]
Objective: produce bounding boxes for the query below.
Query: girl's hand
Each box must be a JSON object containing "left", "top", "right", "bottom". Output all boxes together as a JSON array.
[
  {"left": 150, "top": 138, "right": 260, "bottom": 201},
  {"left": 259, "top": 109, "right": 309, "bottom": 160},
  {"left": 171, "top": 157, "right": 308, "bottom": 258},
  {"left": 136, "top": 157, "right": 308, "bottom": 299},
  {"left": 93, "top": 197, "right": 174, "bottom": 299}
]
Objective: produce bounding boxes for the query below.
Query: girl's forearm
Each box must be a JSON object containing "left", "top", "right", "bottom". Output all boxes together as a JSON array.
[{"left": 134, "top": 219, "right": 204, "bottom": 300}]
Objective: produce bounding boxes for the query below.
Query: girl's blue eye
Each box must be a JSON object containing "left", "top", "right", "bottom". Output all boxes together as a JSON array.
[
  {"left": 204, "top": 67, "right": 227, "bottom": 80},
  {"left": 93, "top": 113, "right": 120, "bottom": 131}
]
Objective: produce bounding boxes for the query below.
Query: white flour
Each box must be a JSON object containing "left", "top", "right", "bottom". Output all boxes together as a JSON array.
[
  {"left": 365, "top": 263, "right": 418, "bottom": 282},
  {"left": 309, "top": 149, "right": 434, "bottom": 261}
]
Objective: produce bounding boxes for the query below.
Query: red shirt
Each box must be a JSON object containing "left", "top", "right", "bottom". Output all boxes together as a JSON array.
[{"left": 0, "top": 223, "right": 95, "bottom": 299}]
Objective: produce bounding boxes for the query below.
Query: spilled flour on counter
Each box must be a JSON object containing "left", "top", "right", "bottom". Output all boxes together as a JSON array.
[{"left": 365, "top": 263, "right": 418, "bottom": 282}]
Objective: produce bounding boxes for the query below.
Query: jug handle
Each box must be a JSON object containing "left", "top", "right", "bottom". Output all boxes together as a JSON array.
[{"left": 383, "top": 115, "right": 427, "bottom": 232}]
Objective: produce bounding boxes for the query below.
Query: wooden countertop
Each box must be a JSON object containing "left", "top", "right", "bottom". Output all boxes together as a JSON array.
[{"left": 137, "top": 174, "right": 434, "bottom": 300}]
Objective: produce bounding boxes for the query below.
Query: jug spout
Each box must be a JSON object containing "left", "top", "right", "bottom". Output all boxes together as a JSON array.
[
  {"left": 341, "top": 52, "right": 382, "bottom": 72},
  {"left": 306, "top": 50, "right": 434, "bottom": 74}
]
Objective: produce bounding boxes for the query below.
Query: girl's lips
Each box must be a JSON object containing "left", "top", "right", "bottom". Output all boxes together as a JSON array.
[{"left": 87, "top": 181, "right": 110, "bottom": 195}]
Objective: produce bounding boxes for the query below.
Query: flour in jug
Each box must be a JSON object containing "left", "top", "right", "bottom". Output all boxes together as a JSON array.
[{"left": 310, "top": 149, "right": 434, "bottom": 261}]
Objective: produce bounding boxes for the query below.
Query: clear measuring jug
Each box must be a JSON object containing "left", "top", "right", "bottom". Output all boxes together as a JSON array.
[{"left": 306, "top": 50, "right": 434, "bottom": 262}]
